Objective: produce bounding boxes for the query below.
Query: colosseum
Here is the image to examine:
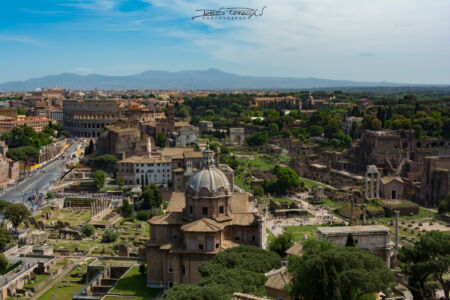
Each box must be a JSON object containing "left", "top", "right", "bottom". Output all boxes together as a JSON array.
[{"left": 63, "top": 99, "right": 121, "bottom": 138}]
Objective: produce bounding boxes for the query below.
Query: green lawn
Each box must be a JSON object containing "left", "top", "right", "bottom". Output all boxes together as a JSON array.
[
  {"left": 299, "top": 177, "right": 327, "bottom": 188},
  {"left": 284, "top": 225, "right": 322, "bottom": 242},
  {"left": 109, "top": 266, "right": 159, "bottom": 300},
  {"left": 26, "top": 274, "right": 49, "bottom": 288},
  {"left": 368, "top": 208, "right": 437, "bottom": 223},
  {"left": 272, "top": 197, "right": 296, "bottom": 203},
  {"left": 38, "top": 261, "right": 88, "bottom": 300}
]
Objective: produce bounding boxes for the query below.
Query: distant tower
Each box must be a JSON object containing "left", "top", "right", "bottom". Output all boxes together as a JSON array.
[{"left": 168, "top": 103, "right": 175, "bottom": 132}]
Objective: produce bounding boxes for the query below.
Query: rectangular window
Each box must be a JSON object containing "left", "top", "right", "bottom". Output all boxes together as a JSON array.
[
  {"left": 182, "top": 264, "right": 186, "bottom": 277},
  {"left": 189, "top": 206, "right": 193, "bottom": 214},
  {"left": 168, "top": 261, "right": 173, "bottom": 273},
  {"left": 202, "top": 207, "right": 208, "bottom": 216},
  {"left": 199, "top": 244, "right": 204, "bottom": 250},
  {"left": 219, "top": 206, "right": 224, "bottom": 214}
]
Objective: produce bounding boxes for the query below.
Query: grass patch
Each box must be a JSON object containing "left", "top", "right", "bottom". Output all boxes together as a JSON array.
[
  {"left": 284, "top": 225, "right": 322, "bottom": 242},
  {"left": 26, "top": 274, "right": 49, "bottom": 288},
  {"left": 272, "top": 197, "right": 296, "bottom": 203},
  {"left": 109, "top": 266, "right": 159, "bottom": 300},
  {"left": 299, "top": 177, "right": 327, "bottom": 188},
  {"left": 38, "top": 263, "right": 87, "bottom": 300}
]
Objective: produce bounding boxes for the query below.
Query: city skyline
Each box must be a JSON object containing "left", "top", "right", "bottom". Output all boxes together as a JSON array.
[{"left": 1, "top": 0, "right": 450, "bottom": 85}]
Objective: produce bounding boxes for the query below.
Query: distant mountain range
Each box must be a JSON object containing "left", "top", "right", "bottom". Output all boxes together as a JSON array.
[{"left": 0, "top": 68, "right": 434, "bottom": 91}]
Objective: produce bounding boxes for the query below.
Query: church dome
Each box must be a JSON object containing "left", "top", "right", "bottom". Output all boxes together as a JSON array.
[{"left": 186, "top": 147, "right": 231, "bottom": 196}]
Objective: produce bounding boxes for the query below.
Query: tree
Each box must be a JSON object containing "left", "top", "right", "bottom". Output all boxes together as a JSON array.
[
  {"left": 0, "top": 200, "right": 10, "bottom": 211},
  {"left": 0, "top": 227, "right": 12, "bottom": 251},
  {"left": 81, "top": 224, "right": 95, "bottom": 237},
  {"left": 141, "top": 184, "right": 162, "bottom": 210},
  {"left": 362, "top": 114, "right": 382, "bottom": 130},
  {"left": 275, "top": 166, "right": 300, "bottom": 194},
  {"left": 245, "top": 132, "right": 269, "bottom": 146},
  {"left": 17, "top": 106, "right": 27, "bottom": 115},
  {"left": 93, "top": 170, "right": 106, "bottom": 190},
  {"left": 199, "top": 245, "right": 282, "bottom": 277},
  {"left": 269, "top": 231, "right": 294, "bottom": 257},
  {"left": 309, "top": 125, "right": 324, "bottom": 137},
  {"left": 102, "top": 230, "right": 118, "bottom": 243},
  {"left": 438, "top": 196, "right": 450, "bottom": 215},
  {"left": 94, "top": 154, "right": 117, "bottom": 169},
  {"left": 398, "top": 231, "right": 450, "bottom": 300},
  {"left": 0, "top": 253, "right": 8, "bottom": 274},
  {"left": 161, "top": 284, "right": 226, "bottom": 300},
  {"left": 139, "top": 263, "right": 147, "bottom": 276},
  {"left": 121, "top": 199, "right": 134, "bottom": 217},
  {"left": 163, "top": 246, "right": 282, "bottom": 300},
  {"left": 117, "top": 177, "right": 124, "bottom": 188},
  {"left": 136, "top": 210, "right": 150, "bottom": 221},
  {"left": 85, "top": 139, "right": 94, "bottom": 155},
  {"left": 253, "top": 185, "right": 264, "bottom": 197},
  {"left": 288, "top": 246, "right": 394, "bottom": 300},
  {"left": 6, "top": 146, "right": 39, "bottom": 161},
  {"left": 345, "top": 233, "right": 355, "bottom": 247},
  {"left": 156, "top": 133, "right": 167, "bottom": 148},
  {"left": 4, "top": 203, "right": 31, "bottom": 230}
]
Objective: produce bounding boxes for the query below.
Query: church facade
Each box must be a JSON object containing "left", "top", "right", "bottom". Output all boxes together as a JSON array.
[{"left": 146, "top": 148, "right": 265, "bottom": 288}]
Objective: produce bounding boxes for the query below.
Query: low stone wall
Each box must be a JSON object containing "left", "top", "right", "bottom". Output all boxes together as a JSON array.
[{"left": 381, "top": 200, "right": 420, "bottom": 217}]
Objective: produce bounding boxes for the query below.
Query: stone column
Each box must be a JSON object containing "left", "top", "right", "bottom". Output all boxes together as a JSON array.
[
  {"left": 371, "top": 173, "right": 375, "bottom": 198},
  {"left": 365, "top": 173, "right": 368, "bottom": 199},
  {"left": 376, "top": 172, "right": 380, "bottom": 198},
  {"left": 362, "top": 208, "right": 367, "bottom": 225},
  {"left": 350, "top": 199, "right": 354, "bottom": 221},
  {"left": 394, "top": 210, "right": 400, "bottom": 252}
]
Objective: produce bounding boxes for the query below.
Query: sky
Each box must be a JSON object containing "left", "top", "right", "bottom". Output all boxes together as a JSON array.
[{"left": 0, "top": 0, "right": 449, "bottom": 84}]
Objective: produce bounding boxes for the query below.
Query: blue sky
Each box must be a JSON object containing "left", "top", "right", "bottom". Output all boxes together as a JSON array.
[{"left": 0, "top": 0, "right": 449, "bottom": 84}]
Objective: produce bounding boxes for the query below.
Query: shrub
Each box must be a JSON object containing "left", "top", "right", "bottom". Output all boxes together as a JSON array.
[
  {"left": 0, "top": 253, "right": 8, "bottom": 274},
  {"left": 139, "top": 263, "right": 147, "bottom": 276},
  {"left": 136, "top": 210, "right": 150, "bottom": 221},
  {"left": 81, "top": 224, "right": 95, "bottom": 237},
  {"left": 102, "top": 230, "right": 118, "bottom": 243}
]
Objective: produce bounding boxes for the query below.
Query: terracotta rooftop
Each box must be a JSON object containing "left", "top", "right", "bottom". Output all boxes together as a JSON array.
[
  {"left": 286, "top": 241, "right": 303, "bottom": 257},
  {"left": 120, "top": 156, "right": 171, "bottom": 164},
  {"left": 264, "top": 267, "right": 291, "bottom": 290},
  {"left": 161, "top": 147, "right": 195, "bottom": 157},
  {"left": 232, "top": 213, "right": 256, "bottom": 226},
  {"left": 181, "top": 218, "right": 224, "bottom": 232},
  {"left": 166, "top": 192, "right": 185, "bottom": 212},
  {"left": 380, "top": 176, "right": 404, "bottom": 185},
  {"left": 148, "top": 212, "right": 185, "bottom": 225}
]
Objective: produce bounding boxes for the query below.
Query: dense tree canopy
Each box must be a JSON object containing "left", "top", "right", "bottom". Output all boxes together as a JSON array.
[
  {"left": 141, "top": 184, "right": 162, "bottom": 210},
  {"left": 269, "top": 231, "right": 294, "bottom": 257},
  {"left": 288, "top": 241, "right": 394, "bottom": 300},
  {"left": 0, "top": 227, "right": 12, "bottom": 251},
  {"left": 93, "top": 170, "right": 106, "bottom": 190},
  {"left": 93, "top": 154, "right": 117, "bottom": 169},
  {"left": 3, "top": 203, "right": 31, "bottom": 230},
  {"left": 163, "top": 246, "right": 282, "bottom": 300},
  {"left": 398, "top": 231, "right": 450, "bottom": 300}
]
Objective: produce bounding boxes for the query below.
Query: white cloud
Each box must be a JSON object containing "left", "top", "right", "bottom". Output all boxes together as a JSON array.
[
  {"left": 75, "top": 66, "right": 93, "bottom": 72},
  {"left": 141, "top": 0, "right": 450, "bottom": 83},
  {"left": 64, "top": 0, "right": 120, "bottom": 12},
  {"left": 0, "top": 34, "right": 44, "bottom": 46}
]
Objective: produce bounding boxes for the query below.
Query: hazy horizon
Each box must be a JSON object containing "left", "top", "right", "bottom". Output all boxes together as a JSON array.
[{"left": 1, "top": 0, "right": 450, "bottom": 85}]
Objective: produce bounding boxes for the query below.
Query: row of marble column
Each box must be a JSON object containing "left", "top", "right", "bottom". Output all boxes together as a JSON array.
[
  {"left": 364, "top": 171, "right": 380, "bottom": 199},
  {"left": 90, "top": 199, "right": 108, "bottom": 218}
]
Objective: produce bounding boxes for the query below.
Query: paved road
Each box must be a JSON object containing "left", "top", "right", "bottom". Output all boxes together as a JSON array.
[{"left": 0, "top": 142, "right": 80, "bottom": 205}]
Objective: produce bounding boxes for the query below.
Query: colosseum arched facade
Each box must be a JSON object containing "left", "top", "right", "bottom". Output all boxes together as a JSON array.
[{"left": 63, "top": 99, "right": 121, "bottom": 138}]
